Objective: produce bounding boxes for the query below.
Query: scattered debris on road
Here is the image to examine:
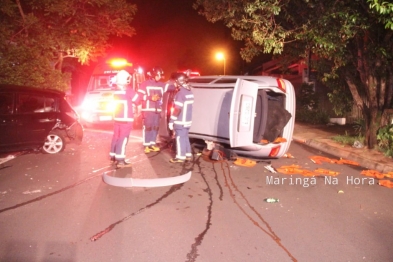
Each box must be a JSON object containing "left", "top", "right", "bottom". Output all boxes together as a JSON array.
[
  {"left": 0, "top": 155, "right": 16, "bottom": 165},
  {"left": 361, "top": 170, "right": 385, "bottom": 179},
  {"left": 264, "top": 198, "right": 279, "bottom": 203},
  {"left": 379, "top": 180, "right": 393, "bottom": 188},
  {"left": 314, "top": 168, "right": 340, "bottom": 176},
  {"left": 103, "top": 170, "right": 192, "bottom": 188},
  {"left": 234, "top": 157, "right": 257, "bottom": 167},
  {"left": 309, "top": 155, "right": 359, "bottom": 166},
  {"left": 264, "top": 164, "right": 277, "bottom": 173},
  {"left": 22, "top": 189, "right": 42, "bottom": 194},
  {"left": 282, "top": 153, "right": 294, "bottom": 158}
]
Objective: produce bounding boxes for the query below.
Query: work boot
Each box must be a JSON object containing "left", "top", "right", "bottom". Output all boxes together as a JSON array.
[
  {"left": 116, "top": 160, "right": 132, "bottom": 168},
  {"left": 149, "top": 145, "right": 160, "bottom": 152},
  {"left": 144, "top": 147, "right": 151, "bottom": 154},
  {"left": 169, "top": 158, "right": 184, "bottom": 163}
]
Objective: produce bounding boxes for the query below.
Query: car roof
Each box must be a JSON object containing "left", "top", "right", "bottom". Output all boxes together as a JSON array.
[
  {"left": 0, "top": 84, "right": 66, "bottom": 97},
  {"left": 187, "top": 75, "right": 281, "bottom": 85}
]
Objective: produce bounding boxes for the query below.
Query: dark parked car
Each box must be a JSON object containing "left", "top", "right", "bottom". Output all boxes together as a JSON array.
[{"left": 0, "top": 85, "right": 83, "bottom": 154}]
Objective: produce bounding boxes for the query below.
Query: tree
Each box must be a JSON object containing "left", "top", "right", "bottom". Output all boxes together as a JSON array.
[
  {"left": 194, "top": 0, "right": 393, "bottom": 149},
  {"left": 367, "top": 0, "right": 393, "bottom": 29},
  {"left": 0, "top": 0, "right": 137, "bottom": 90}
]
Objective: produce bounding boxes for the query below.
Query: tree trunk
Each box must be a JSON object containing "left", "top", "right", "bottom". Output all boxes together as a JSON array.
[
  {"left": 345, "top": 76, "right": 381, "bottom": 149},
  {"left": 363, "top": 106, "right": 381, "bottom": 149},
  {"left": 54, "top": 52, "right": 63, "bottom": 71}
]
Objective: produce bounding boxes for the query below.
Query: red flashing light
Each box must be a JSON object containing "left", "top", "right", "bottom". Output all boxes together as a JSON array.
[
  {"left": 276, "top": 78, "right": 287, "bottom": 93},
  {"left": 178, "top": 70, "right": 200, "bottom": 77},
  {"left": 108, "top": 58, "right": 132, "bottom": 68},
  {"left": 189, "top": 71, "right": 200, "bottom": 77}
]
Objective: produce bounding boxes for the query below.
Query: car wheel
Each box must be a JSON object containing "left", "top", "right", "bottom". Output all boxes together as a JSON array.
[{"left": 42, "top": 130, "right": 66, "bottom": 154}]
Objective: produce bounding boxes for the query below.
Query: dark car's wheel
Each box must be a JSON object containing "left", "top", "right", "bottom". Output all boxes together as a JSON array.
[{"left": 42, "top": 130, "right": 66, "bottom": 154}]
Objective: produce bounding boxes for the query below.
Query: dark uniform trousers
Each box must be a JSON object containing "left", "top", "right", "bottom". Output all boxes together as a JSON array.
[{"left": 110, "top": 121, "right": 133, "bottom": 161}]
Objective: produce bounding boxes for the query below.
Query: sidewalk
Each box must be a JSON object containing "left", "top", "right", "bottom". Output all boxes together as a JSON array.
[{"left": 292, "top": 122, "right": 393, "bottom": 173}]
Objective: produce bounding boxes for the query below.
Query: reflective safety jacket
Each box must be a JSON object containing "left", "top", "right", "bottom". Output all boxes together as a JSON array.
[
  {"left": 138, "top": 79, "right": 166, "bottom": 112},
  {"left": 113, "top": 88, "right": 140, "bottom": 122},
  {"left": 169, "top": 87, "right": 194, "bottom": 128},
  {"left": 164, "top": 80, "right": 176, "bottom": 92}
]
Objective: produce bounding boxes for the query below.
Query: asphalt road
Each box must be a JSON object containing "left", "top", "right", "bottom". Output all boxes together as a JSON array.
[{"left": 0, "top": 127, "right": 392, "bottom": 262}]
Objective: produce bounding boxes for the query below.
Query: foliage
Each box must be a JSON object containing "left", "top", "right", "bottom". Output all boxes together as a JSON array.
[
  {"left": 193, "top": 0, "right": 393, "bottom": 149},
  {"left": 296, "top": 108, "right": 329, "bottom": 125},
  {"left": 297, "top": 82, "right": 318, "bottom": 110},
  {"left": 353, "top": 118, "right": 366, "bottom": 137},
  {"left": 367, "top": 0, "right": 393, "bottom": 29},
  {"left": 0, "top": 42, "right": 71, "bottom": 90},
  {"left": 377, "top": 124, "right": 393, "bottom": 157},
  {"left": 332, "top": 134, "right": 365, "bottom": 147},
  {"left": 331, "top": 123, "right": 393, "bottom": 157},
  {"left": 0, "top": 0, "right": 137, "bottom": 91},
  {"left": 327, "top": 90, "right": 353, "bottom": 117},
  {"left": 325, "top": 79, "right": 353, "bottom": 117}
]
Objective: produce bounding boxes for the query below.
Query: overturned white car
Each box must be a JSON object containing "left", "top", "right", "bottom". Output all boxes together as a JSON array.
[{"left": 159, "top": 75, "right": 296, "bottom": 159}]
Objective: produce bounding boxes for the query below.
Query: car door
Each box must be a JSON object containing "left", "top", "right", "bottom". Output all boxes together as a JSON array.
[
  {"left": 0, "top": 92, "right": 18, "bottom": 148},
  {"left": 16, "top": 93, "right": 57, "bottom": 146},
  {"left": 158, "top": 90, "right": 176, "bottom": 138},
  {"left": 229, "top": 79, "right": 258, "bottom": 147}
]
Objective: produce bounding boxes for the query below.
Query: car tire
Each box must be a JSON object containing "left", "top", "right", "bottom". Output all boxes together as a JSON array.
[{"left": 42, "top": 130, "right": 66, "bottom": 154}]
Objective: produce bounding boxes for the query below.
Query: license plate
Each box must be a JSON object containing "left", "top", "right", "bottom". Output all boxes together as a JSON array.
[
  {"left": 99, "top": 115, "right": 112, "bottom": 121},
  {"left": 239, "top": 96, "right": 252, "bottom": 131}
]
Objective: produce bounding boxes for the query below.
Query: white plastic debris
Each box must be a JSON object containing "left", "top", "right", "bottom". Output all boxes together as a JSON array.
[
  {"left": 264, "top": 165, "right": 277, "bottom": 173},
  {"left": 352, "top": 140, "right": 364, "bottom": 148},
  {"left": 0, "top": 155, "right": 15, "bottom": 165},
  {"left": 22, "top": 190, "right": 42, "bottom": 194}
]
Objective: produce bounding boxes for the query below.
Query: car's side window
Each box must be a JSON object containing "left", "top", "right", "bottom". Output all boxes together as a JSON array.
[
  {"left": 42, "top": 96, "right": 56, "bottom": 112},
  {"left": 0, "top": 93, "right": 14, "bottom": 115},
  {"left": 59, "top": 98, "right": 74, "bottom": 114},
  {"left": 17, "top": 94, "right": 43, "bottom": 113},
  {"left": 17, "top": 94, "right": 45, "bottom": 113},
  {"left": 18, "top": 94, "right": 57, "bottom": 113}
]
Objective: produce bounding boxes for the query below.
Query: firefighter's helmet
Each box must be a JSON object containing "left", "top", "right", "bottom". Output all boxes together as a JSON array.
[
  {"left": 175, "top": 73, "right": 190, "bottom": 89},
  {"left": 116, "top": 70, "right": 132, "bottom": 86},
  {"left": 148, "top": 66, "right": 164, "bottom": 80}
]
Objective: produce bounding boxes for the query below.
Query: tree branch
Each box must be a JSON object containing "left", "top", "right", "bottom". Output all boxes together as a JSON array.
[
  {"left": 345, "top": 75, "right": 364, "bottom": 110},
  {"left": 15, "top": 0, "right": 28, "bottom": 38}
]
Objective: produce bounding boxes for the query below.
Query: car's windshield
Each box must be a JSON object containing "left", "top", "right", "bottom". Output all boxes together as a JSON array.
[{"left": 88, "top": 75, "right": 119, "bottom": 91}]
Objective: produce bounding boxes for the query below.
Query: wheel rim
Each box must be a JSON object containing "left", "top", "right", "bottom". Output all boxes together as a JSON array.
[{"left": 43, "top": 134, "right": 63, "bottom": 154}]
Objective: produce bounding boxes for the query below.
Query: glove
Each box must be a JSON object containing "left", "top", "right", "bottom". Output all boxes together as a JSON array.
[{"left": 168, "top": 122, "right": 174, "bottom": 130}]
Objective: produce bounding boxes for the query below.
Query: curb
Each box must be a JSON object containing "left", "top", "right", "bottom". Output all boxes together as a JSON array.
[{"left": 292, "top": 136, "right": 393, "bottom": 174}]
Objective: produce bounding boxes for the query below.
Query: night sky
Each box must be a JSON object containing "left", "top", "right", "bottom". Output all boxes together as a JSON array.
[
  {"left": 73, "top": 0, "right": 267, "bottom": 101},
  {"left": 105, "top": 0, "right": 251, "bottom": 76}
]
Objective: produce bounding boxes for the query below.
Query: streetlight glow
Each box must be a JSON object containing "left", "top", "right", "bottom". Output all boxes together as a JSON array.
[{"left": 215, "top": 52, "right": 226, "bottom": 75}]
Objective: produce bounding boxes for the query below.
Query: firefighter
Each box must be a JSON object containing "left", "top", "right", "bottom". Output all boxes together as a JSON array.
[
  {"left": 138, "top": 66, "right": 166, "bottom": 153},
  {"left": 109, "top": 70, "right": 140, "bottom": 168},
  {"left": 168, "top": 73, "right": 194, "bottom": 163}
]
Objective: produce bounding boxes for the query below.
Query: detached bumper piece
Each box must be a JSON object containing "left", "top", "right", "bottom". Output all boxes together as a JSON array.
[{"left": 103, "top": 171, "right": 191, "bottom": 188}]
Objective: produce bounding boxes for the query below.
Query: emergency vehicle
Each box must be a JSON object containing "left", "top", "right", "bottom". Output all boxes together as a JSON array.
[{"left": 80, "top": 58, "right": 145, "bottom": 126}]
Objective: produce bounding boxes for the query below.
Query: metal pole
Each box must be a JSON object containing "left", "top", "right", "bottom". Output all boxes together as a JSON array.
[{"left": 224, "top": 58, "right": 226, "bottom": 75}]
